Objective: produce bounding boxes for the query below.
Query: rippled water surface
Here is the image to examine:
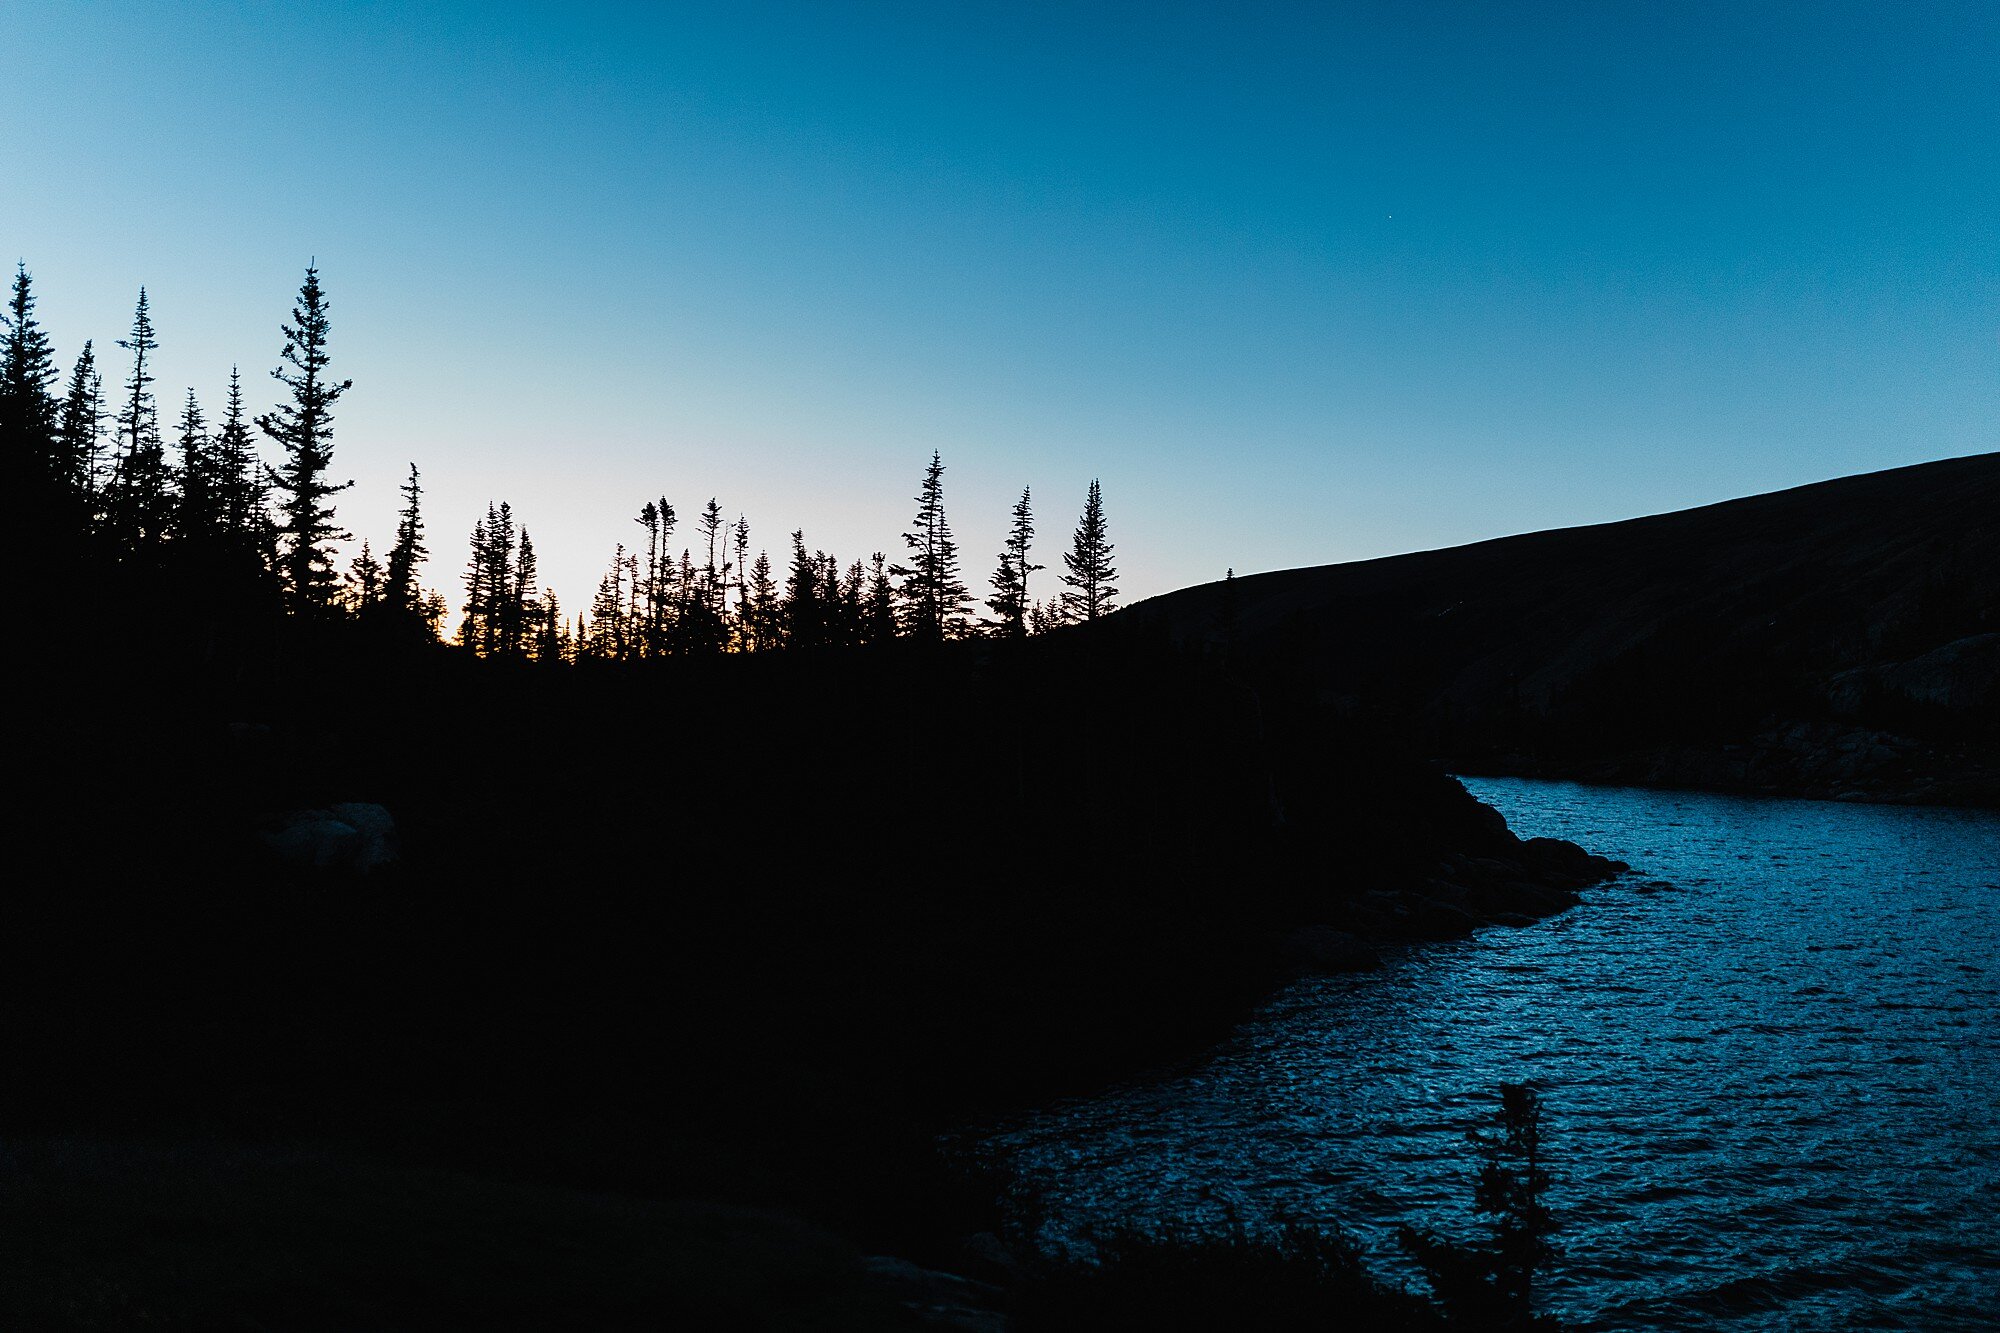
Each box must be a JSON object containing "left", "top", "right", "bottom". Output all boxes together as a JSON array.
[{"left": 980, "top": 779, "right": 2000, "bottom": 1329}]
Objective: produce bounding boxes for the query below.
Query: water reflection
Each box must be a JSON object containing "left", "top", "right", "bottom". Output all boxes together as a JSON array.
[{"left": 980, "top": 780, "right": 2000, "bottom": 1331}]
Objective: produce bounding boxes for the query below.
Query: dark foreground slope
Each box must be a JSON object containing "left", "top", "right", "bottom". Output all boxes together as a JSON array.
[
  {"left": 1132, "top": 453, "right": 2000, "bottom": 804},
  {"left": 8, "top": 621, "right": 1615, "bottom": 1329}
]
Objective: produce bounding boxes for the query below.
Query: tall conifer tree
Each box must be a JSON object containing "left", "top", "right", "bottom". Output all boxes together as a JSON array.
[
  {"left": 731, "top": 515, "right": 752, "bottom": 642},
  {"left": 258, "top": 264, "right": 353, "bottom": 613},
  {"left": 985, "top": 486, "right": 1041, "bottom": 637},
  {"left": 1059, "top": 478, "right": 1118, "bottom": 623},
  {"left": 345, "top": 539, "right": 385, "bottom": 613},
  {"left": 746, "top": 550, "right": 778, "bottom": 651},
  {"left": 634, "top": 498, "right": 675, "bottom": 656},
  {"left": 384, "top": 463, "right": 428, "bottom": 617},
  {"left": 864, "top": 553, "right": 897, "bottom": 644},
  {"left": 1, "top": 262, "right": 60, "bottom": 488},
  {"left": 891, "top": 451, "right": 971, "bottom": 641},
  {"left": 508, "top": 527, "right": 539, "bottom": 656},
  {"left": 586, "top": 543, "right": 633, "bottom": 660},
  {"left": 213, "top": 368, "right": 263, "bottom": 541},
  {"left": 110, "top": 288, "right": 172, "bottom": 546},
  {"left": 461, "top": 500, "right": 520, "bottom": 654},
  {"left": 460, "top": 513, "right": 490, "bottom": 649},
  {"left": 531, "top": 590, "right": 566, "bottom": 664},
  {"left": 698, "top": 499, "right": 726, "bottom": 610},
  {"left": 783, "top": 529, "right": 821, "bottom": 649},
  {"left": 174, "top": 388, "right": 214, "bottom": 536},
  {"left": 55, "top": 341, "right": 103, "bottom": 503}
]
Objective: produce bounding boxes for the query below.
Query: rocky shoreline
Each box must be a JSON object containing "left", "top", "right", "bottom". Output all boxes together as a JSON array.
[
  {"left": 1283, "top": 836, "right": 1627, "bottom": 973},
  {"left": 1462, "top": 722, "right": 1998, "bottom": 810},
  {"left": 859, "top": 830, "right": 1630, "bottom": 1329}
]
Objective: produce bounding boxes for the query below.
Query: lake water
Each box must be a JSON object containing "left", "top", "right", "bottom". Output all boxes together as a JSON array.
[{"left": 978, "top": 778, "right": 2000, "bottom": 1330}]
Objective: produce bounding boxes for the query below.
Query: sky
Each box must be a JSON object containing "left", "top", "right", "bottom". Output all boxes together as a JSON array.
[{"left": 7, "top": 1, "right": 1996, "bottom": 614}]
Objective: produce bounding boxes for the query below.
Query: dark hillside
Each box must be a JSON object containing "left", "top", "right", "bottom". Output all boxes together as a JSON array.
[
  {"left": 1131, "top": 453, "right": 1999, "bottom": 803},
  {"left": 9, "top": 621, "right": 1618, "bottom": 1327}
]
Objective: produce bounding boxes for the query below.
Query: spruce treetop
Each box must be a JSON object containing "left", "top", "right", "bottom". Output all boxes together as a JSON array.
[
  {"left": 55, "top": 340, "right": 103, "bottom": 498},
  {"left": 891, "top": 450, "right": 971, "bottom": 641},
  {"left": 1059, "top": 478, "right": 1118, "bottom": 623},
  {"left": 2, "top": 262, "right": 61, "bottom": 475},
  {"left": 986, "top": 485, "right": 1042, "bottom": 637},
  {"left": 385, "top": 463, "right": 429, "bottom": 616},
  {"left": 110, "top": 288, "right": 172, "bottom": 543},
  {"left": 258, "top": 264, "right": 354, "bottom": 612}
]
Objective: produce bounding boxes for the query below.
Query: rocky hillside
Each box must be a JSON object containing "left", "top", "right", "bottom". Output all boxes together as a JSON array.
[{"left": 1130, "top": 453, "right": 1999, "bottom": 804}]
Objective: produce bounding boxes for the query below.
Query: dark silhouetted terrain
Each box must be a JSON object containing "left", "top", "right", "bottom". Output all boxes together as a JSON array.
[
  {"left": 1130, "top": 454, "right": 1999, "bottom": 804},
  {"left": 9, "top": 621, "right": 1616, "bottom": 1328},
  {"left": 6, "top": 258, "right": 1631, "bottom": 1328}
]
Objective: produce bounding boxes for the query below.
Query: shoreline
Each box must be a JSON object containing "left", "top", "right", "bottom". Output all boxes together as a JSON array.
[{"left": 1450, "top": 745, "right": 1999, "bottom": 810}]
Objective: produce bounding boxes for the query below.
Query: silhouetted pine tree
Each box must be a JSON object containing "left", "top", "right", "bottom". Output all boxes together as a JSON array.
[
  {"left": 678, "top": 499, "right": 729, "bottom": 654},
  {"left": 420, "top": 589, "right": 448, "bottom": 642},
  {"left": 173, "top": 388, "right": 216, "bottom": 537},
  {"left": 839, "top": 559, "right": 868, "bottom": 647},
  {"left": 109, "top": 289, "right": 173, "bottom": 548},
  {"left": 859, "top": 553, "right": 895, "bottom": 644},
  {"left": 892, "top": 451, "right": 971, "bottom": 641},
  {"left": 633, "top": 499, "right": 674, "bottom": 656},
  {"left": 745, "top": 549, "right": 779, "bottom": 651},
  {"left": 258, "top": 264, "right": 354, "bottom": 613},
  {"left": 813, "top": 550, "right": 836, "bottom": 642},
  {"left": 507, "top": 527, "right": 539, "bottom": 656},
  {"left": 55, "top": 341, "right": 104, "bottom": 505},
  {"left": 783, "top": 529, "right": 822, "bottom": 649},
  {"left": 1399, "top": 1082, "right": 1560, "bottom": 1329},
  {"left": 665, "top": 548, "right": 691, "bottom": 651},
  {"left": 731, "top": 515, "right": 752, "bottom": 644},
  {"left": 531, "top": 589, "right": 566, "bottom": 663},
  {"left": 213, "top": 369, "right": 265, "bottom": 544},
  {"left": 698, "top": 499, "right": 726, "bottom": 608},
  {"left": 620, "top": 546, "right": 641, "bottom": 646},
  {"left": 384, "top": 463, "right": 428, "bottom": 619},
  {"left": 461, "top": 501, "right": 520, "bottom": 655},
  {"left": 985, "top": 486, "right": 1041, "bottom": 638},
  {"left": 1059, "top": 478, "right": 1118, "bottom": 623},
  {"left": 345, "top": 540, "right": 385, "bottom": 615},
  {"left": 585, "top": 542, "right": 633, "bottom": 660},
  {"left": 460, "top": 513, "right": 491, "bottom": 648},
  {"left": 1, "top": 262, "right": 60, "bottom": 493}
]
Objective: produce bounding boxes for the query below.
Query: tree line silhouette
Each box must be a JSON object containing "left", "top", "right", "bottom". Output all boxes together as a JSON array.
[{"left": 3, "top": 260, "right": 1122, "bottom": 661}]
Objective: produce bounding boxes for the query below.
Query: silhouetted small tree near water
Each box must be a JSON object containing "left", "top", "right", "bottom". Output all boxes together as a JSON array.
[
  {"left": 1400, "top": 1081, "right": 1559, "bottom": 1330},
  {"left": 1016, "top": 1083, "right": 1561, "bottom": 1331}
]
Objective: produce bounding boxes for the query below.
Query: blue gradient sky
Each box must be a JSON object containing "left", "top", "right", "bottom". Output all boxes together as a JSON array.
[{"left": 8, "top": 1, "right": 1996, "bottom": 612}]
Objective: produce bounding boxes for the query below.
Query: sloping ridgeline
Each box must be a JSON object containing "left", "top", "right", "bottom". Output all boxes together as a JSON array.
[{"left": 1129, "top": 453, "right": 1999, "bottom": 805}]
